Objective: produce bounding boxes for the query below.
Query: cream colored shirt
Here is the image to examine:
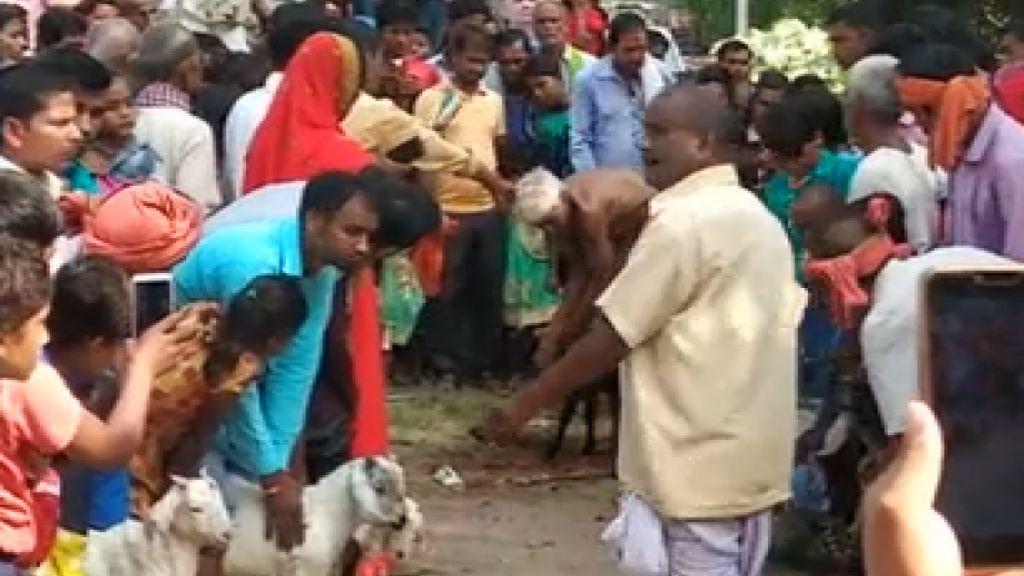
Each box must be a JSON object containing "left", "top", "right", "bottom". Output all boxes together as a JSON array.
[
  {"left": 133, "top": 106, "right": 221, "bottom": 212},
  {"left": 597, "top": 165, "right": 805, "bottom": 520},
  {"left": 343, "top": 92, "right": 478, "bottom": 177}
]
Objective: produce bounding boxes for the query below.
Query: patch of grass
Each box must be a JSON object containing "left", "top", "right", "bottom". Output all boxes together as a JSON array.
[{"left": 389, "top": 388, "right": 506, "bottom": 451}]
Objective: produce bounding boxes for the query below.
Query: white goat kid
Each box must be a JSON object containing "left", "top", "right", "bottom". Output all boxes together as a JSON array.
[
  {"left": 352, "top": 497, "right": 425, "bottom": 563},
  {"left": 84, "top": 472, "right": 232, "bottom": 576},
  {"left": 222, "top": 456, "right": 409, "bottom": 576}
]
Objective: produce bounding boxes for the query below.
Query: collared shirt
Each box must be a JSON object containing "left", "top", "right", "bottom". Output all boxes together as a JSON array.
[
  {"left": 484, "top": 43, "right": 596, "bottom": 96},
  {"left": 948, "top": 104, "right": 1024, "bottom": 261},
  {"left": 134, "top": 82, "right": 192, "bottom": 111},
  {"left": 173, "top": 217, "right": 340, "bottom": 477},
  {"left": 0, "top": 155, "right": 76, "bottom": 272},
  {"left": 597, "top": 165, "right": 804, "bottom": 519},
  {"left": 0, "top": 155, "right": 63, "bottom": 199},
  {"left": 223, "top": 72, "right": 284, "bottom": 199},
  {"left": 414, "top": 81, "right": 504, "bottom": 213},
  {"left": 133, "top": 106, "right": 221, "bottom": 211},
  {"left": 762, "top": 150, "right": 861, "bottom": 279},
  {"left": 570, "top": 56, "right": 672, "bottom": 172}
]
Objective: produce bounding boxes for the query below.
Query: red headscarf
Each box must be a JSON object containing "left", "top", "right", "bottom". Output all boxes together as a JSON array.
[{"left": 242, "top": 33, "right": 373, "bottom": 194}]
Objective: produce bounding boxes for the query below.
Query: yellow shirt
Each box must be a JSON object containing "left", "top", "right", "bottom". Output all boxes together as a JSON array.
[
  {"left": 597, "top": 165, "right": 805, "bottom": 520},
  {"left": 413, "top": 83, "right": 504, "bottom": 214}
]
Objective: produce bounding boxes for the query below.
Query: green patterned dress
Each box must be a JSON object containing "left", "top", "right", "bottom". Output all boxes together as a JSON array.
[
  {"left": 379, "top": 254, "right": 426, "bottom": 347},
  {"left": 503, "top": 219, "right": 561, "bottom": 328}
]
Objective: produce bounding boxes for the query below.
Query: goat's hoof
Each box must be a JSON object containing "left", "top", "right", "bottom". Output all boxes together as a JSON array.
[{"left": 543, "top": 446, "right": 560, "bottom": 461}]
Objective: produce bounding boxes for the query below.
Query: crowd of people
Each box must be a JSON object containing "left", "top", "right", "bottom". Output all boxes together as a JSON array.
[{"left": 0, "top": 0, "right": 1020, "bottom": 575}]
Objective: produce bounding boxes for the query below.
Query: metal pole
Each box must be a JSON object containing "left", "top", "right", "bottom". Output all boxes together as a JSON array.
[{"left": 735, "top": 0, "right": 749, "bottom": 35}]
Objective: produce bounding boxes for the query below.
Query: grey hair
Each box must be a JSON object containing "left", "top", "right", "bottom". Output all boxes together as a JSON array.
[
  {"left": 130, "top": 20, "right": 199, "bottom": 83},
  {"left": 86, "top": 17, "right": 141, "bottom": 72},
  {"left": 845, "top": 54, "right": 903, "bottom": 124}
]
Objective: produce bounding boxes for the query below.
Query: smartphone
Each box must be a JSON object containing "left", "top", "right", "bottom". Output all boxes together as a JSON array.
[
  {"left": 132, "top": 273, "right": 176, "bottom": 337},
  {"left": 920, "top": 267, "right": 1024, "bottom": 572}
]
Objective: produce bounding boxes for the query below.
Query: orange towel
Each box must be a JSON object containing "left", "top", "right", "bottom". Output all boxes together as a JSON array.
[
  {"left": 409, "top": 217, "right": 458, "bottom": 297},
  {"left": 62, "top": 183, "right": 202, "bottom": 273}
]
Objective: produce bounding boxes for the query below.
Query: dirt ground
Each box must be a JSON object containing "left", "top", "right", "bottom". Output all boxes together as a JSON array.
[{"left": 387, "top": 386, "right": 804, "bottom": 576}]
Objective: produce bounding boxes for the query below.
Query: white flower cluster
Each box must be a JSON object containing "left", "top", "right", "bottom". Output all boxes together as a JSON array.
[{"left": 744, "top": 18, "right": 845, "bottom": 91}]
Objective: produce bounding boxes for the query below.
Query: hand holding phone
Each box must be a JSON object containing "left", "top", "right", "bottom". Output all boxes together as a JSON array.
[
  {"left": 863, "top": 402, "right": 964, "bottom": 576},
  {"left": 132, "top": 273, "right": 176, "bottom": 337},
  {"left": 919, "top": 267, "right": 1024, "bottom": 572}
]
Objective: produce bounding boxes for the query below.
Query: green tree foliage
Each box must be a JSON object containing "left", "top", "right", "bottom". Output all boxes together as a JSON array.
[{"left": 663, "top": 0, "right": 1018, "bottom": 44}]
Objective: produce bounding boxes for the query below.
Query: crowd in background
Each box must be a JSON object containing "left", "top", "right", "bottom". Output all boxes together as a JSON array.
[{"left": 0, "top": 0, "right": 1019, "bottom": 575}]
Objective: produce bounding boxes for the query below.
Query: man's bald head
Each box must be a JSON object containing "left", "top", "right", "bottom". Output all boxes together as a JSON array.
[
  {"left": 659, "top": 84, "right": 745, "bottom": 143},
  {"left": 86, "top": 17, "right": 141, "bottom": 75},
  {"left": 641, "top": 84, "right": 745, "bottom": 189}
]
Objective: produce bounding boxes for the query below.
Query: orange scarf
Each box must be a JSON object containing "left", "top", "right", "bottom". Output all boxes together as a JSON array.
[
  {"left": 897, "top": 75, "right": 990, "bottom": 170},
  {"left": 804, "top": 235, "right": 913, "bottom": 331}
]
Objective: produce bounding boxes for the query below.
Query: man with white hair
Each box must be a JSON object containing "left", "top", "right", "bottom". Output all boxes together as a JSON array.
[
  {"left": 131, "top": 20, "right": 221, "bottom": 211},
  {"left": 514, "top": 168, "right": 653, "bottom": 366},
  {"left": 845, "top": 54, "right": 940, "bottom": 252},
  {"left": 85, "top": 17, "right": 141, "bottom": 75}
]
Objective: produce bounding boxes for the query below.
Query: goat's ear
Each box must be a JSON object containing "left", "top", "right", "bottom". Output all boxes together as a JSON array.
[
  {"left": 387, "top": 453, "right": 399, "bottom": 463},
  {"left": 170, "top": 475, "right": 189, "bottom": 487}
]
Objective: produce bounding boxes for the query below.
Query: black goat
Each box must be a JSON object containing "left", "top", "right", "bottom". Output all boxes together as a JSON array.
[{"left": 545, "top": 374, "right": 620, "bottom": 459}]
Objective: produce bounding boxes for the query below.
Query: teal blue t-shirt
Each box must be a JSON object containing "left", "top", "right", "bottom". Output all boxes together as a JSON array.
[
  {"left": 64, "top": 161, "right": 102, "bottom": 196},
  {"left": 762, "top": 150, "right": 861, "bottom": 280}
]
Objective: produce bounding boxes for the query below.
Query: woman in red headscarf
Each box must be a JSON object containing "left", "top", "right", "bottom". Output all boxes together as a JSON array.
[
  {"left": 242, "top": 32, "right": 390, "bottom": 467},
  {"left": 243, "top": 32, "right": 371, "bottom": 193}
]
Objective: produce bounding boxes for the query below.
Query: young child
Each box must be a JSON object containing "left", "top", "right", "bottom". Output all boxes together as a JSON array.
[
  {"left": 522, "top": 54, "right": 572, "bottom": 178},
  {"left": 0, "top": 238, "right": 188, "bottom": 573},
  {"left": 410, "top": 27, "right": 432, "bottom": 60},
  {"left": 39, "top": 256, "right": 134, "bottom": 576},
  {"left": 71, "top": 75, "right": 159, "bottom": 195}
]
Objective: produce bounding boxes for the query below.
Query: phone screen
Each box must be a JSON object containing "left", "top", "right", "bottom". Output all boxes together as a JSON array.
[
  {"left": 926, "top": 271, "right": 1024, "bottom": 566},
  {"left": 134, "top": 278, "right": 173, "bottom": 336}
]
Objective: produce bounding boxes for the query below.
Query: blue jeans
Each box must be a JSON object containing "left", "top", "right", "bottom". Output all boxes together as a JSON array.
[{"left": 799, "top": 305, "right": 839, "bottom": 403}]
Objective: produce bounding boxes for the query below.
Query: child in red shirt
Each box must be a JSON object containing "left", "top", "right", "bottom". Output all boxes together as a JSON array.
[
  {"left": 0, "top": 236, "right": 191, "bottom": 572},
  {"left": 565, "top": 0, "right": 607, "bottom": 56}
]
